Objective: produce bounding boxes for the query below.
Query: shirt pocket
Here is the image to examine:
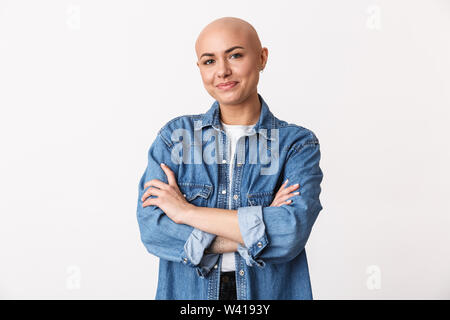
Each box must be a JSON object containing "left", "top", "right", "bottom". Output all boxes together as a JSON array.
[
  {"left": 247, "top": 190, "right": 275, "bottom": 207},
  {"left": 178, "top": 182, "right": 213, "bottom": 208}
]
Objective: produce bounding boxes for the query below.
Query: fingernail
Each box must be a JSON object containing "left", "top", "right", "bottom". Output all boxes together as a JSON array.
[
  {"left": 160, "top": 163, "right": 165, "bottom": 167},
  {"left": 294, "top": 191, "right": 300, "bottom": 195},
  {"left": 285, "top": 179, "right": 289, "bottom": 184},
  {"left": 294, "top": 183, "right": 299, "bottom": 187}
]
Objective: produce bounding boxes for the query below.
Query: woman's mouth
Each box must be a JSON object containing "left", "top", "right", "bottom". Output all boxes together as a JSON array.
[{"left": 216, "top": 81, "right": 239, "bottom": 90}]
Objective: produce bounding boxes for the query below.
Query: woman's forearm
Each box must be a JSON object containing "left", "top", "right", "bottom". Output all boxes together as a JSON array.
[
  {"left": 182, "top": 206, "right": 245, "bottom": 245},
  {"left": 206, "top": 236, "right": 239, "bottom": 254}
]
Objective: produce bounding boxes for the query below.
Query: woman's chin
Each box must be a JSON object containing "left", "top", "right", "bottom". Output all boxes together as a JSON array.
[{"left": 216, "top": 91, "right": 243, "bottom": 105}]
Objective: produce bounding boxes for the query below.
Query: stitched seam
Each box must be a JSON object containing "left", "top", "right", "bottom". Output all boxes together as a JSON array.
[{"left": 157, "top": 132, "right": 173, "bottom": 150}]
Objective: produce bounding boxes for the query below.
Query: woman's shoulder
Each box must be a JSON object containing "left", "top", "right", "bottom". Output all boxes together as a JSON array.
[
  {"left": 157, "top": 113, "right": 203, "bottom": 135},
  {"left": 155, "top": 112, "right": 205, "bottom": 149},
  {"left": 273, "top": 116, "right": 320, "bottom": 147}
]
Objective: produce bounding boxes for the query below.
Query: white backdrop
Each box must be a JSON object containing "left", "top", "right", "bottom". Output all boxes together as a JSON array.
[{"left": 0, "top": 0, "right": 449, "bottom": 299}]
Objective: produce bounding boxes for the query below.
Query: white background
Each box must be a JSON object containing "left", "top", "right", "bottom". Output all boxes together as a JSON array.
[{"left": 0, "top": 0, "right": 449, "bottom": 299}]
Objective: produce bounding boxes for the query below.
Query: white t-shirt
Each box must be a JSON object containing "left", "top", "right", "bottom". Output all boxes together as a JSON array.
[{"left": 220, "top": 120, "right": 256, "bottom": 272}]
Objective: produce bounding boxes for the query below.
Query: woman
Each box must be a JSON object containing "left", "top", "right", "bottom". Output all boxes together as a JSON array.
[{"left": 137, "top": 17, "right": 323, "bottom": 300}]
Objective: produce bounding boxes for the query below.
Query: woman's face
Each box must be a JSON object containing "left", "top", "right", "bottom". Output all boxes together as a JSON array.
[{"left": 196, "top": 29, "right": 267, "bottom": 106}]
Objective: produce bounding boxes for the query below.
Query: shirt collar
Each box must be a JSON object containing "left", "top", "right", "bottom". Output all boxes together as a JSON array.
[{"left": 194, "top": 93, "right": 276, "bottom": 141}]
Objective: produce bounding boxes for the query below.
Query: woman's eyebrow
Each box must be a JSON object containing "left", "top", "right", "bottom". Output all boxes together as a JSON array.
[{"left": 200, "top": 46, "right": 245, "bottom": 59}]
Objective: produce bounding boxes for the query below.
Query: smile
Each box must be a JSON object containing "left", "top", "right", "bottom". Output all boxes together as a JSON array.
[{"left": 217, "top": 81, "right": 239, "bottom": 90}]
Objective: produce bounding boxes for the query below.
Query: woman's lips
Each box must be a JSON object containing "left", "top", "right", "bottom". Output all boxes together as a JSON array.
[{"left": 217, "top": 81, "right": 238, "bottom": 90}]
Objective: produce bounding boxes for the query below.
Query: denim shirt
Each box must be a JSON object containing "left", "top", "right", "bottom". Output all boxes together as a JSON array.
[{"left": 136, "top": 93, "right": 323, "bottom": 300}]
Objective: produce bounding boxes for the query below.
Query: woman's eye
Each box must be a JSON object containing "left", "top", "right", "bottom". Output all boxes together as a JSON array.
[{"left": 203, "top": 53, "right": 242, "bottom": 65}]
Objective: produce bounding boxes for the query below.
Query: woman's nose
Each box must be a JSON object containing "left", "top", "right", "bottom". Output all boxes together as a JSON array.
[{"left": 216, "top": 60, "right": 231, "bottom": 78}]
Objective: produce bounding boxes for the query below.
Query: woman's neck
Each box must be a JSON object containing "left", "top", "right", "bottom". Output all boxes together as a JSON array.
[{"left": 218, "top": 93, "right": 261, "bottom": 125}]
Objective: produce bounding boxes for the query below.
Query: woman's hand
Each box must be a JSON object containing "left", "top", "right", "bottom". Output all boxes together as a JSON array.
[
  {"left": 269, "top": 179, "right": 300, "bottom": 207},
  {"left": 141, "top": 163, "right": 195, "bottom": 224}
]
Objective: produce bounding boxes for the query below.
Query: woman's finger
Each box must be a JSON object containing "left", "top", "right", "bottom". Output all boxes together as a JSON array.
[
  {"left": 271, "top": 190, "right": 300, "bottom": 206},
  {"left": 141, "top": 187, "right": 163, "bottom": 202},
  {"left": 278, "top": 183, "right": 300, "bottom": 196},
  {"left": 286, "top": 183, "right": 300, "bottom": 192},
  {"left": 274, "top": 179, "right": 288, "bottom": 197},
  {"left": 144, "top": 178, "right": 168, "bottom": 190},
  {"left": 160, "top": 163, "right": 177, "bottom": 186},
  {"left": 270, "top": 199, "right": 293, "bottom": 207},
  {"left": 278, "top": 199, "right": 293, "bottom": 206},
  {"left": 279, "top": 179, "right": 289, "bottom": 191},
  {"left": 282, "top": 191, "right": 300, "bottom": 202},
  {"left": 142, "top": 196, "right": 158, "bottom": 208},
  {"left": 271, "top": 179, "right": 300, "bottom": 207}
]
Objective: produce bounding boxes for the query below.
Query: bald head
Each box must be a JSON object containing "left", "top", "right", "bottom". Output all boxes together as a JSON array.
[
  {"left": 194, "top": 17, "right": 268, "bottom": 109},
  {"left": 195, "top": 17, "right": 262, "bottom": 60}
]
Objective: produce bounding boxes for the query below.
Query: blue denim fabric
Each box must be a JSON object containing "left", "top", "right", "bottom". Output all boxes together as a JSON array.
[{"left": 136, "top": 93, "right": 323, "bottom": 300}]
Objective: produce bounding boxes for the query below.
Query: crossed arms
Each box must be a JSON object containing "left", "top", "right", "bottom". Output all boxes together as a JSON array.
[{"left": 137, "top": 130, "right": 322, "bottom": 274}]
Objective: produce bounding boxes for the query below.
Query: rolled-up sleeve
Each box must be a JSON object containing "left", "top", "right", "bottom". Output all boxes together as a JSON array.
[
  {"left": 236, "top": 134, "right": 323, "bottom": 267},
  {"left": 137, "top": 129, "right": 220, "bottom": 277},
  {"left": 183, "top": 228, "right": 219, "bottom": 277},
  {"left": 236, "top": 206, "right": 268, "bottom": 267}
]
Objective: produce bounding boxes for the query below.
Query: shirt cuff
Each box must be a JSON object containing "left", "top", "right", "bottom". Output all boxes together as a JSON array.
[
  {"left": 236, "top": 205, "right": 269, "bottom": 267},
  {"left": 182, "top": 228, "right": 220, "bottom": 277}
]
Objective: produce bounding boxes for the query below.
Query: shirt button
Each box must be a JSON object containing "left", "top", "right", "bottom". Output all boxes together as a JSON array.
[
  {"left": 257, "top": 242, "right": 263, "bottom": 248},
  {"left": 183, "top": 258, "right": 188, "bottom": 264},
  {"left": 239, "top": 269, "right": 245, "bottom": 276},
  {"left": 222, "top": 190, "right": 227, "bottom": 194},
  {"left": 222, "top": 159, "right": 227, "bottom": 164},
  {"left": 214, "top": 264, "right": 218, "bottom": 269},
  {"left": 183, "top": 194, "right": 186, "bottom": 197},
  {"left": 233, "top": 194, "right": 238, "bottom": 200},
  {"left": 237, "top": 163, "right": 242, "bottom": 167}
]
